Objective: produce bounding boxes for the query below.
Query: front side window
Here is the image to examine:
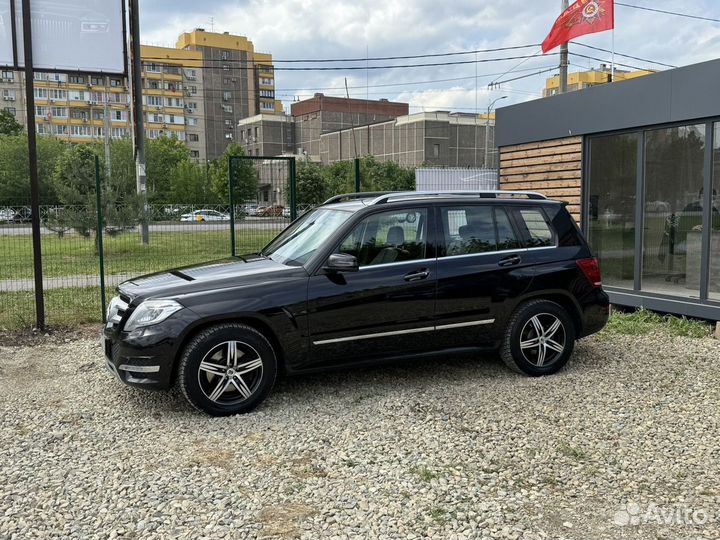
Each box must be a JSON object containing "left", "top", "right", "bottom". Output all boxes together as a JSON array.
[
  {"left": 337, "top": 209, "right": 427, "bottom": 266},
  {"left": 440, "top": 206, "right": 520, "bottom": 256}
]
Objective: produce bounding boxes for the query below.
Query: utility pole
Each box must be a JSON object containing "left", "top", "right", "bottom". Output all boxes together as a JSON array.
[
  {"left": 559, "top": 0, "right": 569, "bottom": 94},
  {"left": 104, "top": 76, "right": 112, "bottom": 182},
  {"left": 484, "top": 96, "right": 506, "bottom": 169},
  {"left": 129, "top": 0, "right": 149, "bottom": 244}
]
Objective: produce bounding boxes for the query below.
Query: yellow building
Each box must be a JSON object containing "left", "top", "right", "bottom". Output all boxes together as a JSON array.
[
  {"left": 544, "top": 64, "right": 656, "bottom": 97},
  {"left": 2, "top": 29, "right": 283, "bottom": 161}
]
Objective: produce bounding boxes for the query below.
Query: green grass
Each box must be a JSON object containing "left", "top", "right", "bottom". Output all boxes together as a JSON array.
[
  {"left": 410, "top": 466, "right": 439, "bottom": 483},
  {"left": 603, "top": 308, "right": 712, "bottom": 338},
  {"left": 0, "top": 287, "right": 103, "bottom": 329},
  {"left": 0, "top": 228, "right": 278, "bottom": 279}
]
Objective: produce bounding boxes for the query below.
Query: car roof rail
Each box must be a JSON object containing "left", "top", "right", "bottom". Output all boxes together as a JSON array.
[
  {"left": 370, "top": 190, "right": 548, "bottom": 205},
  {"left": 322, "top": 192, "right": 397, "bottom": 205}
]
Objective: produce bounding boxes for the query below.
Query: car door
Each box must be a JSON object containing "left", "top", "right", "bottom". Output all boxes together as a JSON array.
[
  {"left": 432, "top": 203, "right": 535, "bottom": 349},
  {"left": 305, "top": 206, "right": 437, "bottom": 368}
]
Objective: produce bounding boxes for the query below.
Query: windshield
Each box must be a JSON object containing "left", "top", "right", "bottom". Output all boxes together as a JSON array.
[{"left": 261, "top": 208, "right": 353, "bottom": 266}]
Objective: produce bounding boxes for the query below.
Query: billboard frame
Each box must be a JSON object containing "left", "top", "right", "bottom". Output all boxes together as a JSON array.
[{"left": 1, "top": 0, "right": 128, "bottom": 76}]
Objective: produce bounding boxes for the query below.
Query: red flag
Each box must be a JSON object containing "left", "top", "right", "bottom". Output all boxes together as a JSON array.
[{"left": 542, "top": 0, "right": 615, "bottom": 53}]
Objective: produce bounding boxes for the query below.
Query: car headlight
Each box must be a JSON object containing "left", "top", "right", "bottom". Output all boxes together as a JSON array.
[
  {"left": 106, "top": 296, "right": 127, "bottom": 323},
  {"left": 124, "top": 299, "right": 183, "bottom": 332}
]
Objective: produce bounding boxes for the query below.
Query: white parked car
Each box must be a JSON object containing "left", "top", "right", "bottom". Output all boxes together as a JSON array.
[{"left": 180, "top": 210, "right": 230, "bottom": 222}]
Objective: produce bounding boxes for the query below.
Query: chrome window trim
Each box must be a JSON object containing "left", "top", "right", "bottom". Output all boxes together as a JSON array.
[
  {"left": 358, "top": 257, "right": 436, "bottom": 271},
  {"left": 312, "top": 318, "right": 496, "bottom": 345},
  {"left": 437, "top": 245, "right": 557, "bottom": 262}
]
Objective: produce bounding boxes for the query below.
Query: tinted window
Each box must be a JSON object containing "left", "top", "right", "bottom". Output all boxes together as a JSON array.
[
  {"left": 337, "top": 209, "right": 427, "bottom": 266},
  {"left": 515, "top": 208, "right": 555, "bottom": 248},
  {"left": 441, "top": 206, "right": 520, "bottom": 256}
]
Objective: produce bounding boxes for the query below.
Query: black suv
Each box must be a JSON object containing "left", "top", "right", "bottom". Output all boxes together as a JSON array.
[{"left": 103, "top": 191, "right": 609, "bottom": 416}]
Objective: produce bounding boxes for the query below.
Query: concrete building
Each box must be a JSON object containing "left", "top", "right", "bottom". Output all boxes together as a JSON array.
[
  {"left": 319, "top": 111, "right": 497, "bottom": 168},
  {"left": 497, "top": 58, "right": 720, "bottom": 320},
  {"left": 543, "top": 63, "right": 655, "bottom": 97},
  {"left": 237, "top": 114, "right": 295, "bottom": 157},
  {"left": 291, "top": 93, "right": 409, "bottom": 160},
  {"left": 177, "top": 29, "right": 283, "bottom": 160}
]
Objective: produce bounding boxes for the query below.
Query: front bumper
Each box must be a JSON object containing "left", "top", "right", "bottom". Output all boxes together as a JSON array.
[{"left": 102, "top": 310, "right": 199, "bottom": 390}]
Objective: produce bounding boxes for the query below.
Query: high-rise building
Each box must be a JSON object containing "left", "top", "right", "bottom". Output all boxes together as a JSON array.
[
  {"left": 544, "top": 64, "right": 655, "bottom": 97},
  {"left": 176, "top": 29, "right": 283, "bottom": 160},
  {"left": 0, "top": 30, "right": 281, "bottom": 162}
]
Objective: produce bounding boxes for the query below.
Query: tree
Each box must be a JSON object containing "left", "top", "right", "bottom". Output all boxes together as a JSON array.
[
  {"left": 209, "top": 144, "right": 258, "bottom": 203},
  {"left": 145, "top": 135, "right": 191, "bottom": 203},
  {"left": 296, "top": 161, "right": 328, "bottom": 206},
  {"left": 0, "top": 134, "right": 65, "bottom": 205},
  {"left": 50, "top": 144, "right": 102, "bottom": 238},
  {"left": 170, "top": 161, "right": 217, "bottom": 204},
  {"left": 0, "top": 109, "right": 22, "bottom": 136}
]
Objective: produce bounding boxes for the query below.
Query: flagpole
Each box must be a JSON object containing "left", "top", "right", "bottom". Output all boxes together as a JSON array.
[{"left": 611, "top": 27, "right": 615, "bottom": 82}]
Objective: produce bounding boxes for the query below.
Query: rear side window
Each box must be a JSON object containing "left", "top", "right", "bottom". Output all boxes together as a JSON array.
[
  {"left": 514, "top": 207, "right": 556, "bottom": 248},
  {"left": 440, "top": 206, "right": 521, "bottom": 257}
]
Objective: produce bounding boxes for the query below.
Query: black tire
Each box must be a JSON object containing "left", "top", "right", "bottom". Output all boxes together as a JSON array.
[
  {"left": 500, "top": 299, "right": 576, "bottom": 376},
  {"left": 178, "top": 323, "right": 277, "bottom": 416}
]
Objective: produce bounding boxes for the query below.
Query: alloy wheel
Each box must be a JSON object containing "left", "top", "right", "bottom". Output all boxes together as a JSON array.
[
  {"left": 197, "top": 341, "right": 264, "bottom": 404},
  {"left": 519, "top": 313, "right": 566, "bottom": 367}
]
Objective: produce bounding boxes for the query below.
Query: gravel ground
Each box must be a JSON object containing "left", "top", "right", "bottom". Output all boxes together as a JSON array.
[{"left": 1, "top": 330, "right": 719, "bottom": 540}]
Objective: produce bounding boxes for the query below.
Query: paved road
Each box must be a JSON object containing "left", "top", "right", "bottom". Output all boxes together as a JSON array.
[{"left": 0, "top": 219, "right": 289, "bottom": 236}]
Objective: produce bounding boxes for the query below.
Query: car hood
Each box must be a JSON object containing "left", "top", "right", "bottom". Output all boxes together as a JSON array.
[{"left": 118, "top": 256, "right": 304, "bottom": 302}]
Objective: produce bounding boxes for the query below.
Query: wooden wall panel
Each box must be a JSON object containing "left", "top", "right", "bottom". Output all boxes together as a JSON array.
[{"left": 499, "top": 136, "right": 582, "bottom": 224}]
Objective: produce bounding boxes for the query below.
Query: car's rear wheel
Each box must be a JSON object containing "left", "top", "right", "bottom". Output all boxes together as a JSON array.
[
  {"left": 500, "top": 299, "right": 575, "bottom": 376},
  {"left": 178, "top": 323, "right": 277, "bottom": 416}
]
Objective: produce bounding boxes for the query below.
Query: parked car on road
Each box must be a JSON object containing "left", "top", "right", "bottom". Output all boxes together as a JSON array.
[
  {"left": 256, "top": 205, "right": 284, "bottom": 217},
  {"left": 103, "top": 190, "right": 610, "bottom": 416},
  {"left": 0, "top": 208, "right": 17, "bottom": 223},
  {"left": 179, "top": 210, "right": 230, "bottom": 222},
  {"left": 242, "top": 203, "right": 260, "bottom": 217}
]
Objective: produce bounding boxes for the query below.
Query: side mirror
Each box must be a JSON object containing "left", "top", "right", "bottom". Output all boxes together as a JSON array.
[{"left": 324, "top": 253, "right": 359, "bottom": 273}]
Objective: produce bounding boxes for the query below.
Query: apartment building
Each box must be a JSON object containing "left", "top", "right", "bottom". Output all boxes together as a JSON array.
[
  {"left": 176, "top": 29, "right": 283, "bottom": 160},
  {"left": 237, "top": 113, "right": 295, "bottom": 157},
  {"left": 0, "top": 29, "right": 282, "bottom": 162},
  {"left": 543, "top": 63, "right": 655, "bottom": 97}
]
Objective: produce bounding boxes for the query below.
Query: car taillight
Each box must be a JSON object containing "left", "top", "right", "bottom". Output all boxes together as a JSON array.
[{"left": 576, "top": 257, "right": 602, "bottom": 288}]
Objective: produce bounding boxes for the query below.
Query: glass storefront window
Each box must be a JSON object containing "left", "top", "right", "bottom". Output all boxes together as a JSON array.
[
  {"left": 587, "top": 133, "right": 639, "bottom": 289},
  {"left": 642, "top": 125, "right": 706, "bottom": 297},
  {"left": 710, "top": 123, "right": 720, "bottom": 301}
]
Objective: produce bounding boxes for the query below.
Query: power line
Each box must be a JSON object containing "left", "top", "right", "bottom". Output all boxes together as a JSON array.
[
  {"left": 572, "top": 43, "right": 676, "bottom": 68},
  {"left": 490, "top": 67, "right": 558, "bottom": 87},
  {"left": 569, "top": 52, "right": 651, "bottom": 72},
  {"left": 616, "top": 2, "right": 720, "bottom": 23}
]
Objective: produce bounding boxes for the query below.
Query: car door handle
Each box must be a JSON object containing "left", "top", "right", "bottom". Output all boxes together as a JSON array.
[
  {"left": 404, "top": 269, "right": 430, "bottom": 282},
  {"left": 498, "top": 255, "right": 522, "bottom": 267}
]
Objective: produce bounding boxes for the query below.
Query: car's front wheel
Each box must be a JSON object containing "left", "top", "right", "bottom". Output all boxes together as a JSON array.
[
  {"left": 178, "top": 323, "right": 277, "bottom": 416},
  {"left": 500, "top": 299, "right": 576, "bottom": 376}
]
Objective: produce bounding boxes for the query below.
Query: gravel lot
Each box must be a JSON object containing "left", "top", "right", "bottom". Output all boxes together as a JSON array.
[{"left": 1, "top": 329, "right": 719, "bottom": 540}]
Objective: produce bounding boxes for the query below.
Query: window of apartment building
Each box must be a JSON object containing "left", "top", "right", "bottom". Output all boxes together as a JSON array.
[
  {"left": 189, "top": 85, "right": 197, "bottom": 95},
  {"left": 90, "top": 76, "right": 103, "bottom": 86},
  {"left": 1, "top": 71, "right": 14, "bottom": 80},
  {"left": 190, "top": 150, "right": 200, "bottom": 158},
  {"left": 223, "top": 91, "right": 232, "bottom": 101},
  {"left": 187, "top": 117, "right": 198, "bottom": 126},
  {"left": 113, "top": 110, "right": 125, "bottom": 121},
  {"left": 222, "top": 64, "right": 230, "bottom": 71},
  {"left": 433, "top": 144, "right": 440, "bottom": 158},
  {"left": 189, "top": 133, "right": 199, "bottom": 142},
  {"left": 47, "top": 89, "right": 67, "bottom": 100},
  {"left": 166, "top": 97, "right": 183, "bottom": 107},
  {"left": 1, "top": 89, "right": 15, "bottom": 99},
  {"left": 185, "top": 69, "right": 197, "bottom": 80},
  {"left": 148, "top": 80, "right": 160, "bottom": 90},
  {"left": 112, "top": 127, "right": 128, "bottom": 138},
  {"left": 36, "top": 124, "right": 49, "bottom": 135},
  {"left": 51, "top": 107, "right": 67, "bottom": 118},
  {"left": 254, "top": 127, "right": 259, "bottom": 139},
  {"left": 221, "top": 50, "right": 230, "bottom": 60},
  {"left": 69, "top": 75, "right": 86, "bottom": 84},
  {"left": 260, "top": 101, "right": 274, "bottom": 111},
  {"left": 71, "top": 109, "right": 88, "bottom": 120},
  {"left": 35, "top": 106, "right": 48, "bottom": 117},
  {"left": 224, "top": 119, "right": 232, "bottom": 126},
  {"left": 145, "top": 63, "right": 161, "bottom": 73},
  {"left": 222, "top": 104, "right": 233, "bottom": 113},
  {"left": 93, "top": 110, "right": 104, "bottom": 120},
  {"left": 4, "top": 107, "right": 16, "bottom": 116},
  {"left": 260, "top": 77, "right": 273, "bottom": 86},
  {"left": 165, "top": 81, "right": 179, "bottom": 92},
  {"left": 223, "top": 78, "right": 230, "bottom": 85},
  {"left": 34, "top": 88, "right": 48, "bottom": 99},
  {"left": 168, "top": 114, "right": 176, "bottom": 124},
  {"left": 91, "top": 91, "right": 105, "bottom": 102},
  {"left": 52, "top": 125, "right": 68, "bottom": 136},
  {"left": 146, "top": 129, "right": 160, "bottom": 139},
  {"left": 147, "top": 95, "right": 163, "bottom": 107},
  {"left": 109, "top": 78, "right": 122, "bottom": 87},
  {"left": 259, "top": 90, "right": 274, "bottom": 98},
  {"left": 68, "top": 90, "right": 86, "bottom": 101},
  {"left": 165, "top": 65, "right": 181, "bottom": 75},
  {"left": 148, "top": 113, "right": 162, "bottom": 123}
]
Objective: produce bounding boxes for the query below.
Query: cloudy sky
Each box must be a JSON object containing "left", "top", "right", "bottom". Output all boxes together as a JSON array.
[{"left": 140, "top": 0, "right": 720, "bottom": 114}]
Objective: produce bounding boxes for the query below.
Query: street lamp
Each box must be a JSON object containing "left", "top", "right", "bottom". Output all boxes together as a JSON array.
[{"left": 484, "top": 96, "right": 507, "bottom": 169}]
